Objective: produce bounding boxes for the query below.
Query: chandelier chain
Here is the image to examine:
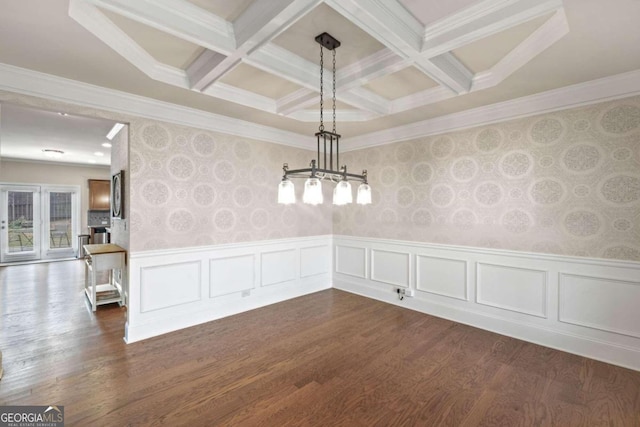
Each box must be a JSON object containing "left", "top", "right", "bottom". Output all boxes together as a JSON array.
[
  {"left": 319, "top": 44, "right": 324, "bottom": 132},
  {"left": 332, "top": 49, "right": 336, "bottom": 133}
]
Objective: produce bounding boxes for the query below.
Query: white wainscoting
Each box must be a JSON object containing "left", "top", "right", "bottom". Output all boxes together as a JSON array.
[
  {"left": 333, "top": 235, "right": 640, "bottom": 371},
  {"left": 126, "top": 235, "right": 332, "bottom": 343}
]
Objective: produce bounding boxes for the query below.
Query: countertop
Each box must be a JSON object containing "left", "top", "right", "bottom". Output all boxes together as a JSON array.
[{"left": 83, "top": 243, "right": 126, "bottom": 255}]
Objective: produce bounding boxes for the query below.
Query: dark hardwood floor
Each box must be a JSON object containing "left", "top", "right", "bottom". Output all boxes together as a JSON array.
[{"left": 1, "top": 260, "right": 639, "bottom": 426}]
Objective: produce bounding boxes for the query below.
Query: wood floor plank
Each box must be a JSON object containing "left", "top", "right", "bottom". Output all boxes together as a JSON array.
[{"left": 1, "top": 259, "right": 640, "bottom": 426}]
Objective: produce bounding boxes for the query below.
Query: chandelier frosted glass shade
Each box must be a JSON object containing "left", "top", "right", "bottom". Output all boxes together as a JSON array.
[
  {"left": 357, "top": 183, "right": 372, "bottom": 205},
  {"left": 333, "top": 180, "right": 352, "bottom": 205},
  {"left": 277, "top": 179, "right": 295, "bottom": 204},
  {"left": 303, "top": 178, "right": 323, "bottom": 205}
]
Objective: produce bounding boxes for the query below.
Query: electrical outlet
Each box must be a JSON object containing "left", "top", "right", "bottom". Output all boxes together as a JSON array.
[{"left": 395, "top": 288, "right": 414, "bottom": 297}]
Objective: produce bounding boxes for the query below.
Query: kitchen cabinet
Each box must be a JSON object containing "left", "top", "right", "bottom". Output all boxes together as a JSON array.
[{"left": 89, "top": 179, "right": 110, "bottom": 210}]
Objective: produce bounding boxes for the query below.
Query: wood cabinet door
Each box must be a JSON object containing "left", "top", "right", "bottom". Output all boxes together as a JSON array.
[{"left": 89, "top": 180, "right": 110, "bottom": 210}]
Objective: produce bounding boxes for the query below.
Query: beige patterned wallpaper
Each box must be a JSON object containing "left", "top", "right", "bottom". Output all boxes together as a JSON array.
[
  {"left": 128, "top": 120, "right": 332, "bottom": 251},
  {"left": 109, "top": 126, "right": 129, "bottom": 251},
  {"left": 0, "top": 91, "right": 332, "bottom": 253},
  {"left": 2, "top": 90, "right": 638, "bottom": 260},
  {"left": 335, "top": 96, "right": 640, "bottom": 261}
]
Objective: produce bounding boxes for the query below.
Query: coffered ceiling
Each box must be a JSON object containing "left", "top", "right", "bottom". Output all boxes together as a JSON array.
[{"left": 1, "top": 0, "right": 640, "bottom": 147}]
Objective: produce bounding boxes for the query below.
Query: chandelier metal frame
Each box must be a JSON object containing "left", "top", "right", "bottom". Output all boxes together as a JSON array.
[{"left": 279, "top": 32, "right": 369, "bottom": 204}]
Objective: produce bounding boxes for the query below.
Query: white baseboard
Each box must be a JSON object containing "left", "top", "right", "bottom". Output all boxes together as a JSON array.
[{"left": 333, "top": 235, "right": 640, "bottom": 371}]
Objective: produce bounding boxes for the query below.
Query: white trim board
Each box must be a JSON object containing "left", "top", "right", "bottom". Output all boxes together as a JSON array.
[
  {"left": 333, "top": 235, "right": 640, "bottom": 371},
  {"left": 1, "top": 62, "right": 639, "bottom": 151}
]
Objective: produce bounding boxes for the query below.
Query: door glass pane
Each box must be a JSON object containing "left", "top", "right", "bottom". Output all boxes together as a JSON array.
[
  {"left": 49, "top": 192, "right": 72, "bottom": 249},
  {"left": 7, "top": 191, "right": 34, "bottom": 253}
]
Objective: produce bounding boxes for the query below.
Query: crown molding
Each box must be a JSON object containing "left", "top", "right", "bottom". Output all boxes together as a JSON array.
[
  {"left": 0, "top": 63, "right": 309, "bottom": 149},
  {"left": 342, "top": 68, "right": 640, "bottom": 151},
  {"left": 2, "top": 63, "right": 638, "bottom": 153}
]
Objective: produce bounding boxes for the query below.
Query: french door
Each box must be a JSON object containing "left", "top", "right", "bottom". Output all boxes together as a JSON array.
[
  {"left": 0, "top": 185, "right": 41, "bottom": 262},
  {"left": 0, "top": 184, "right": 80, "bottom": 263}
]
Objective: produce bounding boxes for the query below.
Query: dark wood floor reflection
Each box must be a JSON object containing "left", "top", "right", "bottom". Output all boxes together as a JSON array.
[{"left": 1, "top": 260, "right": 639, "bottom": 426}]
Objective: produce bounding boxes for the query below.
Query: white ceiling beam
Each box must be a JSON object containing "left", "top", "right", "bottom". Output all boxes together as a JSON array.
[
  {"left": 286, "top": 109, "right": 380, "bottom": 122},
  {"left": 202, "top": 83, "right": 277, "bottom": 113},
  {"left": 190, "top": 0, "right": 321, "bottom": 91},
  {"left": 233, "top": 0, "right": 322, "bottom": 49},
  {"left": 69, "top": 0, "right": 189, "bottom": 88},
  {"left": 422, "top": 0, "right": 564, "bottom": 58},
  {"left": 336, "top": 49, "right": 409, "bottom": 92},
  {"left": 248, "top": 43, "right": 320, "bottom": 91},
  {"left": 82, "top": 0, "right": 236, "bottom": 53},
  {"left": 414, "top": 53, "right": 473, "bottom": 94},
  {"left": 341, "top": 88, "right": 390, "bottom": 115},
  {"left": 388, "top": 86, "right": 455, "bottom": 115},
  {"left": 69, "top": 0, "right": 569, "bottom": 124},
  {"left": 327, "top": 0, "right": 424, "bottom": 55},
  {"left": 326, "top": 0, "right": 471, "bottom": 94},
  {"left": 251, "top": 43, "right": 388, "bottom": 114},
  {"left": 276, "top": 89, "right": 317, "bottom": 115},
  {"left": 185, "top": 50, "right": 228, "bottom": 90},
  {"left": 386, "top": 9, "right": 568, "bottom": 115},
  {"left": 472, "top": 9, "right": 569, "bottom": 90}
]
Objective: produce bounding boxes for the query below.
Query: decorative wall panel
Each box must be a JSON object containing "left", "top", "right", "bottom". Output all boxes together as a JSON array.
[
  {"left": 371, "top": 249, "right": 410, "bottom": 287},
  {"left": 140, "top": 261, "right": 201, "bottom": 312},
  {"left": 416, "top": 255, "right": 467, "bottom": 300},
  {"left": 477, "top": 263, "right": 547, "bottom": 317},
  {"left": 559, "top": 273, "right": 640, "bottom": 338},
  {"left": 210, "top": 254, "right": 255, "bottom": 297},
  {"left": 261, "top": 249, "right": 296, "bottom": 286},
  {"left": 300, "top": 245, "right": 330, "bottom": 278},
  {"left": 335, "top": 245, "right": 367, "bottom": 278}
]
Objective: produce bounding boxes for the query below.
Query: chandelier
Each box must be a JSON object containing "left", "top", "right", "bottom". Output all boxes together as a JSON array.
[{"left": 277, "top": 32, "right": 372, "bottom": 206}]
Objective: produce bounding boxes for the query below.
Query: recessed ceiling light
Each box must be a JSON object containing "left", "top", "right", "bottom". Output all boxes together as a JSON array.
[
  {"left": 88, "top": 159, "right": 97, "bottom": 164},
  {"left": 102, "top": 142, "right": 112, "bottom": 148},
  {"left": 42, "top": 149, "right": 64, "bottom": 158},
  {"left": 106, "top": 123, "right": 125, "bottom": 140},
  {"left": 94, "top": 152, "right": 104, "bottom": 156}
]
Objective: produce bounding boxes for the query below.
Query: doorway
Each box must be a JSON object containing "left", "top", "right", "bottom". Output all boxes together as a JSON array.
[{"left": 0, "top": 184, "right": 80, "bottom": 263}]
